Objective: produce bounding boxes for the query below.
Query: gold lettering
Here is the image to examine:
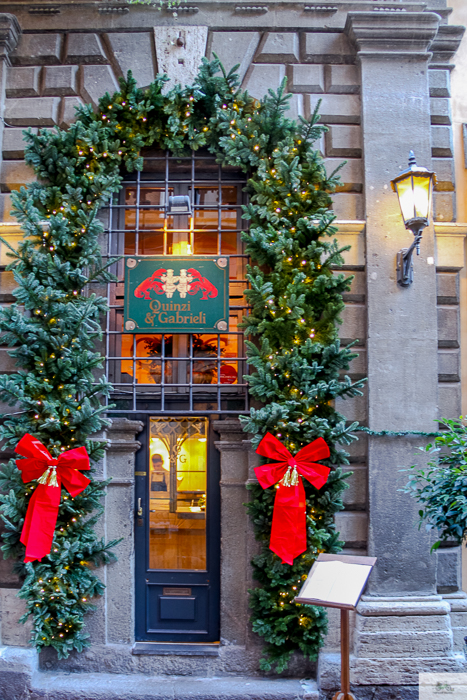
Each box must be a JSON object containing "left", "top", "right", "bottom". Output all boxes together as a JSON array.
[
  {"left": 150, "top": 299, "right": 161, "bottom": 313},
  {"left": 158, "top": 311, "right": 167, "bottom": 323},
  {"left": 168, "top": 315, "right": 175, "bottom": 323},
  {"left": 145, "top": 312, "right": 155, "bottom": 326}
]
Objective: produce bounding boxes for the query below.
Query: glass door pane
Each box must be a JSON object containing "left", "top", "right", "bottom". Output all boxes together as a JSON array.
[{"left": 149, "top": 417, "right": 207, "bottom": 570}]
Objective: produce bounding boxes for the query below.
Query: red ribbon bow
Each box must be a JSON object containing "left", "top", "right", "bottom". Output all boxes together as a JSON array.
[
  {"left": 254, "top": 433, "right": 331, "bottom": 565},
  {"left": 15, "top": 434, "right": 91, "bottom": 562}
]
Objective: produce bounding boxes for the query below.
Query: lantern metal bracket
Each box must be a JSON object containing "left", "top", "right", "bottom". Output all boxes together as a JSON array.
[{"left": 396, "top": 222, "right": 425, "bottom": 287}]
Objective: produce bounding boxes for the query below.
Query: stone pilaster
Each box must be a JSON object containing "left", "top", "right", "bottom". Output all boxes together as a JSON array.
[
  {"left": 213, "top": 421, "right": 249, "bottom": 643},
  {"left": 103, "top": 417, "right": 143, "bottom": 646},
  {"left": 318, "top": 11, "right": 466, "bottom": 688}
]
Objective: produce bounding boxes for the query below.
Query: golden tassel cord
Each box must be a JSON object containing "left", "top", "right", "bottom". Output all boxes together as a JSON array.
[
  {"left": 37, "top": 466, "right": 59, "bottom": 488},
  {"left": 280, "top": 465, "right": 300, "bottom": 487}
]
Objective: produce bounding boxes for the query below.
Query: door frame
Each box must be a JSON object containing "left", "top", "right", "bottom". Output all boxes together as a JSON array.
[{"left": 134, "top": 413, "right": 221, "bottom": 642}]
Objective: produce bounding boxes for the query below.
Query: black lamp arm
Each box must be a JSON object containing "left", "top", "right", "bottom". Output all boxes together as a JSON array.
[{"left": 397, "top": 225, "right": 425, "bottom": 287}]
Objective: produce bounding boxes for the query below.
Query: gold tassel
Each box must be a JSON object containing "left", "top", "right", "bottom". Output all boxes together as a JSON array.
[
  {"left": 37, "top": 466, "right": 59, "bottom": 487},
  {"left": 290, "top": 466, "right": 299, "bottom": 486},
  {"left": 280, "top": 465, "right": 300, "bottom": 488},
  {"left": 281, "top": 466, "right": 291, "bottom": 487}
]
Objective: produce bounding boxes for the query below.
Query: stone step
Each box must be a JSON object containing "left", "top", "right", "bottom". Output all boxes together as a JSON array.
[
  {"left": 31, "top": 673, "right": 319, "bottom": 700},
  {"left": 0, "top": 646, "right": 319, "bottom": 700}
]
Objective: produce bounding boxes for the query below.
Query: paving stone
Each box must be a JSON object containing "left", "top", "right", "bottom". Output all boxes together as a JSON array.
[
  {"left": 0, "top": 589, "right": 33, "bottom": 646},
  {"left": 430, "top": 97, "right": 452, "bottom": 125},
  {"left": 106, "top": 32, "right": 155, "bottom": 88},
  {"left": 43, "top": 65, "right": 78, "bottom": 96},
  {"left": 437, "top": 271, "right": 458, "bottom": 302},
  {"left": 325, "top": 158, "right": 363, "bottom": 192},
  {"left": 432, "top": 125, "right": 453, "bottom": 157},
  {"left": 289, "top": 64, "right": 324, "bottom": 93},
  {"left": 0, "top": 160, "right": 36, "bottom": 192},
  {"left": 433, "top": 191, "right": 455, "bottom": 222},
  {"left": 325, "top": 64, "right": 360, "bottom": 94},
  {"left": 11, "top": 33, "right": 62, "bottom": 66},
  {"left": 59, "top": 95, "right": 85, "bottom": 128},
  {"left": 4, "top": 97, "right": 60, "bottom": 126},
  {"left": 308, "top": 94, "right": 360, "bottom": 124},
  {"left": 242, "top": 63, "right": 285, "bottom": 99},
  {"left": 302, "top": 32, "right": 354, "bottom": 63},
  {"left": 429, "top": 69, "right": 451, "bottom": 97},
  {"left": 325, "top": 124, "right": 362, "bottom": 157},
  {"left": 438, "top": 383, "right": 461, "bottom": 420},
  {"left": 66, "top": 33, "right": 108, "bottom": 65},
  {"left": 433, "top": 158, "right": 455, "bottom": 191},
  {"left": 6, "top": 66, "right": 41, "bottom": 98},
  {"left": 332, "top": 192, "right": 364, "bottom": 220},
  {"left": 2, "top": 127, "right": 37, "bottom": 159},
  {"left": 80, "top": 65, "right": 119, "bottom": 108},
  {"left": 335, "top": 512, "right": 368, "bottom": 547},
  {"left": 341, "top": 465, "right": 367, "bottom": 508},
  {"left": 209, "top": 31, "right": 261, "bottom": 84},
  {"left": 255, "top": 32, "right": 299, "bottom": 63},
  {"left": 285, "top": 94, "right": 303, "bottom": 120},
  {"left": 340, "top": 302, "right": 366, "bottom": 341},
  {"left": 437, "top": 547, "right": 461, "bottom": 592},
  {"left": 336, "top": 392, "right": 366, "bottom": 422},
  {"left": 438, "top": 306, "right": 459, "bottom": 348},
  {"left": 438, "top": 351, "right": 460, "bottom": 381}
]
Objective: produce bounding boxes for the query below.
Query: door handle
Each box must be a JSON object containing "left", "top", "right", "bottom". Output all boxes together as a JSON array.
[{"left": 137, "top": 498, "right": 143, "bottom": 517}]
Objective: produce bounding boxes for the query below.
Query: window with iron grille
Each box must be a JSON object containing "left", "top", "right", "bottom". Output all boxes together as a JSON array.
[{"left": 100, "top": 149, "right": 249, "bottom": 415}]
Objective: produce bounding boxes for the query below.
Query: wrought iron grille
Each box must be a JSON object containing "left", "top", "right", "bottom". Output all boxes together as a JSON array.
[{"left": 99, "top": 149, "right": 249, "bottom": 415}]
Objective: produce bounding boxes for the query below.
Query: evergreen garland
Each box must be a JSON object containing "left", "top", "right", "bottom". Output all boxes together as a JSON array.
[{"left": 0, "top": 59, "right": 364, "bottom": 665}]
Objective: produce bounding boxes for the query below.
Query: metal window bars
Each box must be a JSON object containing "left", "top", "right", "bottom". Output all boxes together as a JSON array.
[{"left": 98, "top": 149, "right": 250, "bottom": 415}]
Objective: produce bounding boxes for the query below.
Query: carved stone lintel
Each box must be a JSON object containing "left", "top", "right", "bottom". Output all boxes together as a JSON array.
[
  {"left": 344, "top": 11, "right": 440, "bottom": 59},
  {"left": 0, "top": 14, "right": 21, "bottom": 65}
]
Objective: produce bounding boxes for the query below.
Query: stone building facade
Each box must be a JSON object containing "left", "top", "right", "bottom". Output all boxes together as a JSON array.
[{"left": 0, "top": 1, "right": 467, "bottom": 698}]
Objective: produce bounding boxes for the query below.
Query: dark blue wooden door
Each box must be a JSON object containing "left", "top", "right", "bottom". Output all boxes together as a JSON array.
[{"left": 135, "top": 415, "right": 220, "bottom": 642}]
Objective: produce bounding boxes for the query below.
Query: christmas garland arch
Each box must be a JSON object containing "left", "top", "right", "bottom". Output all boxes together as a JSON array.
[{"left": 0, "top": 59, "right": 364, "bottom": 667}]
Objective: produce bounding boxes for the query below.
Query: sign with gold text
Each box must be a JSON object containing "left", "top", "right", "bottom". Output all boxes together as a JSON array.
[{"left": 124, "top": 256, "right": 229, "bottom": 333}]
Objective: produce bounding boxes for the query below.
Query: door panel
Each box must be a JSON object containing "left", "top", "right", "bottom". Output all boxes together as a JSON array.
[{"left": 135, "top": 415, "right": 220, "bottom": 642}]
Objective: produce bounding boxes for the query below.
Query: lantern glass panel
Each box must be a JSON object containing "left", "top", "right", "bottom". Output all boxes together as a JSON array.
[
  {"left": 395, "top": 175, "right": 416, "bottom": 224},
  {"left": 412, "top": 175, "right": 432, "bottom": 220}
]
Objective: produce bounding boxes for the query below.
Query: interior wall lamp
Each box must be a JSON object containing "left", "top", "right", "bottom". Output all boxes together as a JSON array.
[{"left": 390, "top": 151, "right": 436, "bottom": 287}]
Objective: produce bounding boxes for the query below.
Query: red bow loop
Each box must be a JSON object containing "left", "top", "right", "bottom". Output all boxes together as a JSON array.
[
  {"left": 254, "top": 433, "right": 331, "bottom": 565},
  {"left": 15, "top": 434, "right": 91, "bottom": 562}
]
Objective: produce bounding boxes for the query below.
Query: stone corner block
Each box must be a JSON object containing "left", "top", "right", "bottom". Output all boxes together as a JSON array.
[
  {"left": 43, "top": 65, "right": 78, "bottom": 97},
  {"left": 6, "top": 66, "right": 40, "bottom": 98},
  {"left": 66, "top": 33, "right": 108, "bottom": 65},
  {"left": 302, "top": 32, "right": 354, "bottom": 64},
  {"left": 11, "top": 33, "right": 62, "bottom": 66},
  {"left": 106, "top": 32, "right": 155, "bottom": 89},
  {"left": 0, "top": 14, "right": 21, "bottom": 63},
  {"left": 242, "top": 64, "right": 286, "bottom": 99},
  {"left": 4, "top": 97, "right": 60, "bottom": 127},
  {"left": 208, "top": 31, "right": 260, "bottom": 84},
  {"left": 59, "top": 96, "right": 84, "bottom": 129},
  {"left": 0, "top": 160, "right": 36, "bottom": 192},
  {"left": 255, "top": 32, "right": 299, "bottom": 63},
  {"left": 0, "top": 588, "right": 34, "bottom": 646},
  {"left": 79, "top": 64, "right": 119, "bottom": 108}
]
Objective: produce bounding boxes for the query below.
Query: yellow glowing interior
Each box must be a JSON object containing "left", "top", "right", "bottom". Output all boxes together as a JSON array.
[
  {"left": 149, "top": 418, "right": 208, "bottom": 570},
  {"left": 396, "top": 174, "right": 432, "bottom": 224}
]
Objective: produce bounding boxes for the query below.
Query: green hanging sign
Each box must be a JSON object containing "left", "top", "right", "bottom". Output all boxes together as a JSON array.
[{"left": 124, "top": 255, "right": 229, "bottom": 334}]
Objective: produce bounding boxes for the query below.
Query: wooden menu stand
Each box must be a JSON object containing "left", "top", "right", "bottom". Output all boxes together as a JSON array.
[{"left": 295, "top": 554, "right": 377, "bottom": 700}]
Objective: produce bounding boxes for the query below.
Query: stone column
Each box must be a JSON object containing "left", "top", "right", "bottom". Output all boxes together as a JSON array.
[{"left": 319, "top": 12, "right": 466, "bottom": 688}]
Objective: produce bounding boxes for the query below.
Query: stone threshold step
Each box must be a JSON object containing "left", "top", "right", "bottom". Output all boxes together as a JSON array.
[{"left": 29, "top": 672, "right": 319, "bottom": 700}]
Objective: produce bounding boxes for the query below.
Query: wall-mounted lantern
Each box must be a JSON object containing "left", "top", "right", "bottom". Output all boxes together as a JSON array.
[
  {"left": 390, "top": 151, "right": 436, "bottom": 287},
  {"left": 165, "top": 195, "right": 193, "bottom": 255}
]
